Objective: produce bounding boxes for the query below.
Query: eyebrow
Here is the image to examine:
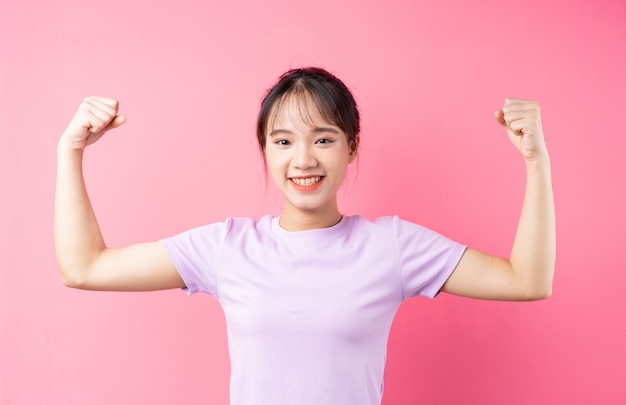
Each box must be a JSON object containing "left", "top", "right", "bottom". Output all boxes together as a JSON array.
[{"left": 269, "top": 127, "right": 340, "bottom": 137}]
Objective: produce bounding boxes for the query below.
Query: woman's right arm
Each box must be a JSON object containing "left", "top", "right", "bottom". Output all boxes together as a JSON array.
[{"left": 54, "top": 96, "right": 185, "bottom": 291}]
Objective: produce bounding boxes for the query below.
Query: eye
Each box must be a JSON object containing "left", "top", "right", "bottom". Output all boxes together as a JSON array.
[
  {"left": 275, "top": 139, "right": 290, "bottom": 146},
  {"left": 315, "top": 138, "right": 334, "bottom": 144}
]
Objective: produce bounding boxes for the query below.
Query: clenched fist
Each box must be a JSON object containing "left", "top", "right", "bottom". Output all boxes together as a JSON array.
[
  {"left": 495, "top": 98, "right": 547, "bottom": 162},
  {"left": 59, "top": 96, "right": 126, "bottom": 150}
]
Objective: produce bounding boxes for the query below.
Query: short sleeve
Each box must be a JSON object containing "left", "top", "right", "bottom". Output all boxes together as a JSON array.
[
  {"left": 159, "top": 219, "right": 230, "bottom": 296},
  {"left": 393, "top": 216, "right": 467, "bottom": 299}
]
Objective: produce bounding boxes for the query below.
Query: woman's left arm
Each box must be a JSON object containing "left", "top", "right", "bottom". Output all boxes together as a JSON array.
[{"left": 441, "top": 98, "right": 555, "bottom": 301}]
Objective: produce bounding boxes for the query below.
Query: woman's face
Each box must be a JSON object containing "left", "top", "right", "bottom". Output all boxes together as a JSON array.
[{"left": 264, "top": 94, "right": 355, "bottom": 220}]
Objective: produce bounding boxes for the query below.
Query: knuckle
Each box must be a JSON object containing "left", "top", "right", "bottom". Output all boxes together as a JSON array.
[{"left": 92, "top": 123, "right": 105, "bottom": 132}]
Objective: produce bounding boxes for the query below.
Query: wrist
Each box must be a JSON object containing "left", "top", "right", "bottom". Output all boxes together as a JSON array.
[
  {"left": 57, "top": 140, "right": 86, "bottom": 163},
  {"left": 57, "top": 138, "right": 85, "bottom": 154},
  {"left": 524, "top": 153, "right": 551, "bottom": 176}
]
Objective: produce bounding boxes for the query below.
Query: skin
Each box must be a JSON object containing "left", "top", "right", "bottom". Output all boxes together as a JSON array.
[
  {"left": 55, "top": 95, "right": 554, "bottom": 300},
  {"left": 442, "top": 99, "right": 555, "bottom": 300},
  {"left": 55, "top": 96, "right": 183, "bottom": 291},
  {"left": 264, "top": 94, "right": 357, "bottom": 231}
]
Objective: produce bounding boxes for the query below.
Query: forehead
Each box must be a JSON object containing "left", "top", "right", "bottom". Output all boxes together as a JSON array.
[{"left": 267, "top": 90, "right": 336, "bottom": 132}]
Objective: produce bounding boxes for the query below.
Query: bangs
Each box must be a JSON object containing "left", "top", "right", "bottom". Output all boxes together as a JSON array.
[
  {"left": 256, "top": 67, "right": 360, "bottom": 156},
  {"left": 266, "top": 85, "right": 340, "bottom": 134}
]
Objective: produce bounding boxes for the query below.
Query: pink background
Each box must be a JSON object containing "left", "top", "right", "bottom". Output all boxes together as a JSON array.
[{"left": 2, "top": 0, "right": 625, "bottom": 403}]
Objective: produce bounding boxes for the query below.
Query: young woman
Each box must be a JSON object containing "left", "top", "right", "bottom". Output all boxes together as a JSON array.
[{"left": 55, "top": 67, "right": 555, "bottom": 404}]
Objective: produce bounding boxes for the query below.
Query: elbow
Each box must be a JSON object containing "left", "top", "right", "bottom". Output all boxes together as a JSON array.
[
  {"left": 56, "top": 253, "right": 98, "bottom": 289},
  {"left": 61, "top": 276, "right": 80, "bottom": 289},
  {"left": 513, "top": 263, "right": 554, "bottom": 301},
  {"left": 527, "top": 287, "right": 552, "bottom": 301},
  {"left": 522, "top": 281, "right": 553, "bottom": 301},
  {"left": 541, "top": 284, "right": 553, "bottom": 299},
  {"left": 60, "top": 274, "right": 81, "bottom": 289},
  {"left": 59, "top": 267, "right": 90, "bottom": 290}
]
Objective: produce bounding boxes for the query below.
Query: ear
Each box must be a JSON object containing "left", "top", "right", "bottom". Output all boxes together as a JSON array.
[{"left": 349, "top": 134, "right": 360, "bottom": 163}]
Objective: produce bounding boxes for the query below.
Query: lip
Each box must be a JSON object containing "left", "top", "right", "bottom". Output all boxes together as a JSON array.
[
  {"left": 288, "top": 175, "right": 324, "bottom": 192},
  {"left": 288, "top": 175, "right": 324, "bottom": 179}
]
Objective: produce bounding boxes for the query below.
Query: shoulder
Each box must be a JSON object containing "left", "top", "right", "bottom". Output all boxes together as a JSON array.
[
  {"left": 216, "top": 215, "right": 277, "bottom": 246},
  {"left": 162, "top": 216, "right": 274, "bottom": 244},
  {"left": 349, "top": 215, "right": 428, "bottom": 234},
  {"left": 225, "top": 215, "right": 274, "bottom": 232},
  {"left": 344, "top": 215, "right": 418, "bottom": 244},
  {"left": 190, "top": 215, "right": 273, "bottom": 232},
  {"left": 348, "top": 214, "right": 395, "bottom": 227},
  {"left": 349, "top": 215, "right": 456, "bottom": 252}
]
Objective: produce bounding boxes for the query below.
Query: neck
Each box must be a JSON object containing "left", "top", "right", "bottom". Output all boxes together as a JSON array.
[{"left": 279, "top": 205, "right": 342, "bottom": 231}]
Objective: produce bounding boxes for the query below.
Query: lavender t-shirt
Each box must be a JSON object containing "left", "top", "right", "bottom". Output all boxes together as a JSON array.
[{"left": 161, "top": 215, "right": 466, "bottom": 405}]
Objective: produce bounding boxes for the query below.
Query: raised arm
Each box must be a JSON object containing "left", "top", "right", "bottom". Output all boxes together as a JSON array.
[
  {"left": 441, "top": 98, "right": 555, "bottom": 301},
  {"left": 55, "top": 97, "right": 185, "bottom": 291}
]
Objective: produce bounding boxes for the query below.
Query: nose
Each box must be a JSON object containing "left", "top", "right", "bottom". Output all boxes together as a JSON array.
[{"left": 293, "top": 143, "right": 317, "bottom": 169}]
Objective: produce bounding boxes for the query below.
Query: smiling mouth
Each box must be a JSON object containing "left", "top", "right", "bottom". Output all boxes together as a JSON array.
[{"left": 290, "top": 176, "right": 323, "bottom": 186}]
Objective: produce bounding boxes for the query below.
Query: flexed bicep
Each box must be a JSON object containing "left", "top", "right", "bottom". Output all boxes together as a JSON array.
[
  {"left": 66, "top": 241, "right": 186, "bottom": 292},
  {"left": 55, "top": 97, "right": 186, "bottom": 292}
]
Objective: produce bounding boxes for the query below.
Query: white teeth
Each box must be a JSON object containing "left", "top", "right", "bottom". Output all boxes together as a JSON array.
[{"left": 291, "top": 176, "right": 321, "bottom": 186}]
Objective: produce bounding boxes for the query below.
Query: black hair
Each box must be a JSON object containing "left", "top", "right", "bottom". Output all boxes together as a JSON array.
[{"left": 256, "top": 67, "right": 360, "bottom": 158}]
